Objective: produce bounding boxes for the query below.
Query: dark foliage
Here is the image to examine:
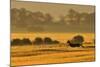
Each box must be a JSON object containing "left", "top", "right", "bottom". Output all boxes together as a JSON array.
[
  {"left": 44, "top": 37, "right": 53, "bottom": 44},
  {"left": 22, "top": 38, "right": 32, "bottom": 45},
  {"left": 11, "top": 39, "right": 22, "bottom": 45},
  {"left": 11, "top": 38, "right": 32, "bottom": 45},
  {"left": 67, "top": 35, "right": 84, "bottom": 47},
  {"left": 33, "top": 37, "right": 43, "bottom": 45},
  {"left": 52, "top": 40, "right": 60, "bottom": 44},
  {"left": 33, "top": 37, "right": 60, "bottom": 45}
]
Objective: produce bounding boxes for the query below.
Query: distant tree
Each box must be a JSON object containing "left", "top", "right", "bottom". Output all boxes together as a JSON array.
[
  {"left": 44, "top": 37, "right": 53, "bottom": 44},
  {"left": 11, "top": 39, "right": 22, "bottom": 45},
  {"left": 58, "top": 15, "right": 66, "bottom": 25},
  {"left": 67, "top": 35, "right": 84, "bottom": 47},
  {"left": 44, "top": 13, "right": 53, "bottom": 22},
  {"left": 53, "top": 40, "right": 60, "bottom": 44},
  {"left": 11, "top": 38, "right": 32, "bottom": 46},
  {"left": 22, "top": 38, "right": 32, "bottom": 45},
  {"left": 73, "top": 35, "right": 84, "bottom": 43},
  {"left": 67, "top": 9, "right": 77, "bottom": 23},
  {"left": 33, "top": 37, "right": 43, "bottom": 45}
]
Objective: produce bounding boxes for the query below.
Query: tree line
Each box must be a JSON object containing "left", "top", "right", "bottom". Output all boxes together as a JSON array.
[
  {"left": 11, "top": 35, "right": 84, "bottom": 47},
  {"left": 11, "top": 8, "right": 94, "bottom": 25},
  {"left": 11, "top": 8, "right": 95, "bottom": 33},
  {"left": 11, "top": 37, "right": 60, "bottom": 45}
]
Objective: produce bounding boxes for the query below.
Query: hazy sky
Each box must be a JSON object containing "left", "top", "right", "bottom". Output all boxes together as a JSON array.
[{"left": 11, "top": 1, "right": 95, "bottom": 18}]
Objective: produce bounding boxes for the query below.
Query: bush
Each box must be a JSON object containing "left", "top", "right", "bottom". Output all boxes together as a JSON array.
[
  {"left": 67, "top": 35, "right": 84, "bottom": 47},
  {"left": 11, "top": 39, "right": 22, "bottom": 45},
  {"left": 11, "top": 37, "right": 60, "bottom": 46},
  {"left": 11, "top": 38, "right": 32, "bottom": 45},
  {"left": 22, "top": 38, "right": 32, "bottom": 45},
  {"left": 53, "top": 40, "right": 60, "bottom": 44},
  {"left": 33, "top": 37, "right": 43, "bottom": 45},
  {"left": 44, "top": 37, "right": 53, "bottom": 44},
  {"left": 73, "top": 35, "right": 84, "bottom": 44}
]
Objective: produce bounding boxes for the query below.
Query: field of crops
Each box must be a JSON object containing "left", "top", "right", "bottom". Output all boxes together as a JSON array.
[{"left": 11, "top": 44, "right": 95, "bottom": 66}]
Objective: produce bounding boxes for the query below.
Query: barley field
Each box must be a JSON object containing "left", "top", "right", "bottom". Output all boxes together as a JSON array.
[{"left": 11, "top": 33, "right": 95, "bottom": 66}]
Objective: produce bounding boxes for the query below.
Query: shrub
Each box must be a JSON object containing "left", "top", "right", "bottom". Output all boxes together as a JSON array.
[
  {"left": 67, "top": 35, "right": 84, "bottom": 47},
  {"left": 22, "top": 38, "right": 32, "bottom": 45},
  {"left": 11, "top": 39, "right": 22, "bottom": 45},
  {"left": 11, "top": 38, "right": 32, "bottom": 45},
  {"left": 33, "top": 37, "right": 43, "bottom": 45},
  {"left": 53, "top": 40, "right": 60, "bottom": 44},
  {"left": 44, "top": 37, "right": 53, "bottom": 44}
]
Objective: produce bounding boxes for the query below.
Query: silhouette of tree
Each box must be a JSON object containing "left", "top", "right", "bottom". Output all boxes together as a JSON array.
[
  {"left": 75, "top": 13, "right": 81, "bottom": 24},
  {"left": 22, "top": 38, "right": 32, "bottom": 45},
  {"left": 67, "top": 9, "right": 77, "bottom": 23},
  {"left": 11, "top": 38, "right": 32, "bottom": 45},
  {"left": 73, "top": 35, "right": 84, "bottom": 43},
  {"left": 67, "top": 35, "right": 84, "bottom": 47},
  {"left": 44, "top": 13, "right": 53, "bottom": 22},
  {"left": 11, "top": 8, "right": 20, "bottom": 26},
  {"left": 53, "top": 40, "right": 60, "bottom": 44},
  {"left": 11, "top": 8, "right": 95, "bottom": 33},
  {"left": 44, "top": 37, "right": 53, "bottom": 44},
  {"left": 11, "top": 39, "right": 22, "bottom": 45},
  {"left": 68, "top": 9, "right": 83, "bottom": 25},
  {"left": 33, "top": 37, "right": 43, "bottom": 45}
]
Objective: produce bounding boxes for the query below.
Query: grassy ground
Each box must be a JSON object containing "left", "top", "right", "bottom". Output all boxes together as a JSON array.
[{"left": 11, "top": 44, "right": 95, "bottom": 66}]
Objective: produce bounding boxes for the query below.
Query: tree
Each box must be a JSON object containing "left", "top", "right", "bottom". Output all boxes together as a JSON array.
[
  {"left": 11, "top": 38, "right": 32, "bottom": 46},
  {"left": 44, "top": 37, "right": 53, "bottom": 44},
  {"left": 11, "top": 39, "right": 22, "bottom": 45},
  {"left": 44, "top": 13, "right": 53, "bottom": 22},
  {"left": 33, "top": 37, "right": 43, "bottom": 45},
  {"left": 67, "top": 35, "right": 84, "bottom": 47},
  {"left": 53, "top": 40, "right": 60, "bottom": 44},
  {"left": 73, "top": 35, "right": 84, "bottom": 43},
  {"left": 22, "top": 38, "right": 32, "bottom": 45},
  {"left": 67, "top": 9, "right": 77, "bottom": 23}
]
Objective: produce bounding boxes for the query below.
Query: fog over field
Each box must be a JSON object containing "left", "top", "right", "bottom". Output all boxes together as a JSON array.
[{"left": 11, "top": 1, "right": 95, "bottom": 33}]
